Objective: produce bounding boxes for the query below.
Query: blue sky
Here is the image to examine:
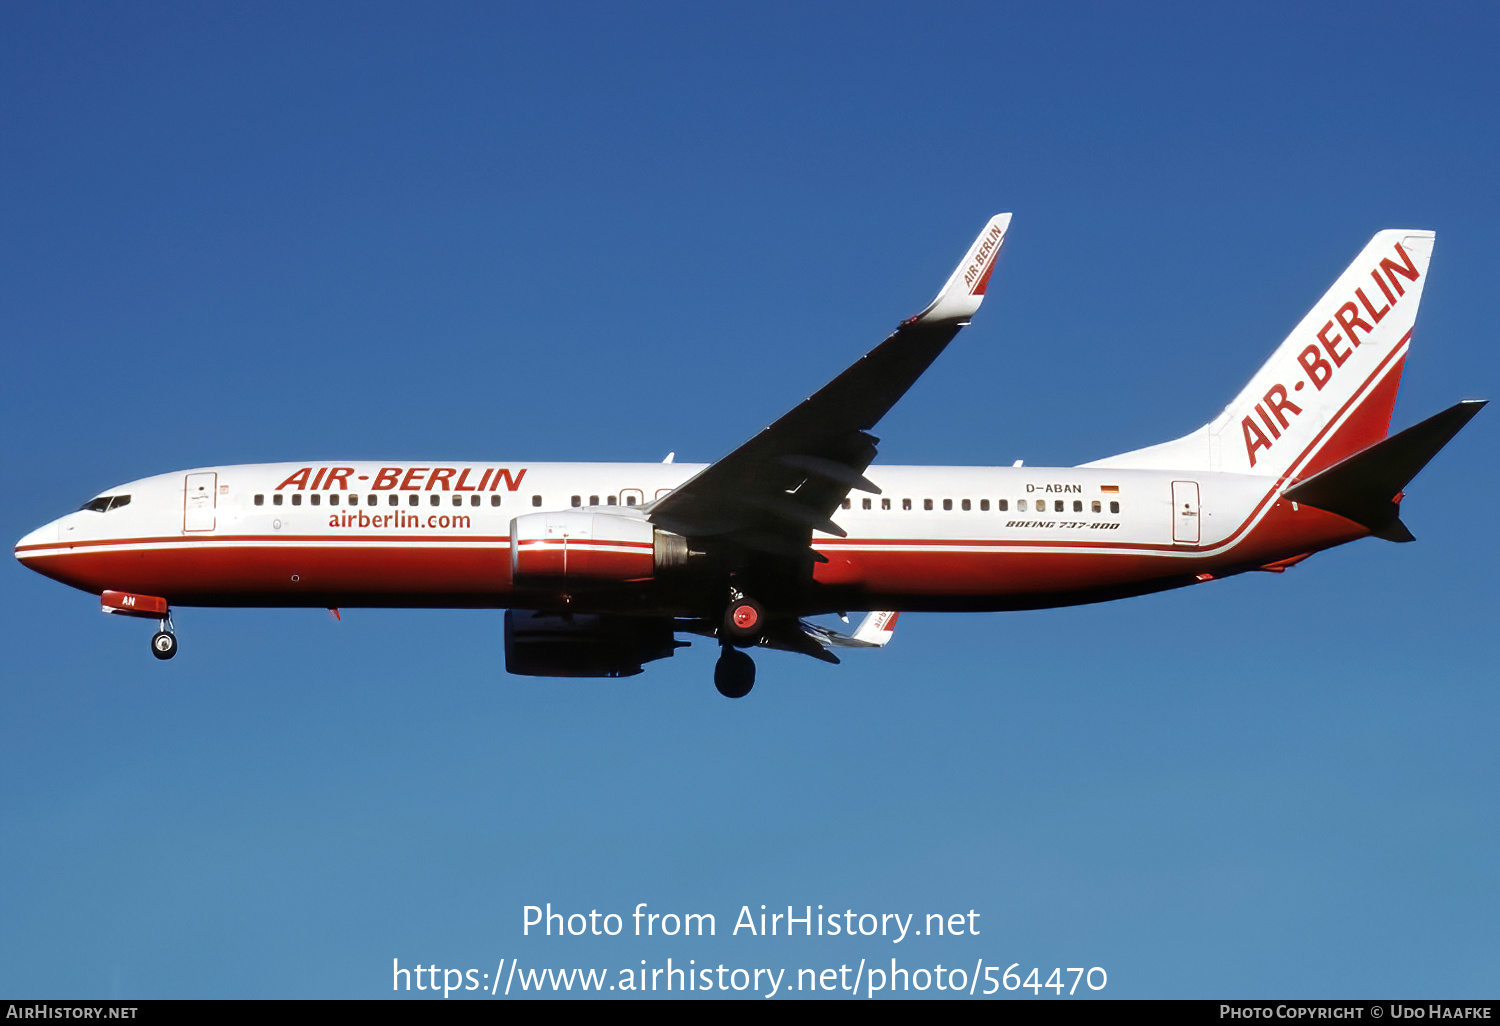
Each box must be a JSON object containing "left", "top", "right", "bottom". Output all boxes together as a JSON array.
[{"left": 2, "top": 1, "right": 1496, "bottom": 999}]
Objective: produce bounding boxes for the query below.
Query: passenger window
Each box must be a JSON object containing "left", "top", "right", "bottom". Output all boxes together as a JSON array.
[
  {"left": 625, "top": 495, "right": 637, "bottom": 507},
  {"left": 368, "top": 495, "right": 377, "bottom": 506},
  {"left": 409, "top": 494, "right": 419, "bottom": 507},
  {"left": 1092, "top": 500, "right": 1101, "bottom": 513},
  {"left": 862, "top": 498, "right": 872, "bottom": 510},
  {"left": 470, "top": 495, "right": 480, "bottom": 506},
  {"left": 1110, "top": 501, "right": 1120, "bottom": 514},
  {"left": 980, "top": 499, "right": 989, "bottom": 511},
  {"left": 430, "top": 494, "right": 440, "bottom": 506},
  {"left": 1017, "top": 499, "right": 1026, "bottom": 512},
  {"left": 329, "top": 494, "right": 339, "bottom": 506},
  {"left": 607, "top": 496, "right": 616, "bottom": 506},
  {"left": 532, "top": 495, "right": 542, "bottom": 507},
  {"left": 882, "top": 498, "right": 891, "bottom": 510},
  {"left": 998, "top": 499, "right": 1008, "bottom": 511},
  {"left": 254, "top": 494, "right": 264, "bottom": 506},
  {"left": 961, "top": 499, "right": 971, "bottom": 511},
  {"left": 924, "top": 499, "right": 933, "bottom": 511},
  {"left": 491, "top": 495, "right": 502, "bottom": 507},
  {"left": 902, "top": 499, "right": 912, "bottom": 511},
  {"left": 453, "top": 495, "right": 462, "bottom": 506},
  {"left": 348, "top": 494, "right": 358, "bottom": 506},
  {"left": 274, "top": 494, "right": 284, "bottom": 506},
  {"left": 942, "top": 499, "right": 952, "bottom": 511},
  {"left": 292, "top": 494, "right": 302, "bottom": 506},
  {"left": 310, "top": 494, "right": 320, "bottom": 506},
  {"left": 1073, "top": 500, "right": 1082, "bottom": 512},
  {"left": 571, "top": 495, "right": 581, "bottom": 508},
  {"left": 388, "top": 494, "right": 398, "bottom": 506},
  {"left": 589, "top": 495, "right": 599, "bottom": 506},
  {"left": 1054, "top": 500, "right": 1064, "bottom": 513},
  {"left": 842, "top": 498, "right": 851, "bottom": 510}
]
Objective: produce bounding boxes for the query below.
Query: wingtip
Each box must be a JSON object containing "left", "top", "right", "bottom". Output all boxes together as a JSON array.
[{"left": 912, "top": 214, "right": 1013, "bottom": 325}]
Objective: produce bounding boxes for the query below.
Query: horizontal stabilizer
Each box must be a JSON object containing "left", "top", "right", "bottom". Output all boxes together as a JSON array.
[
  {"left": 1282, "top": 399, "right": 1486, "bottom": 542},
  {"left": 850, "top": 610, "right": 899, "bottom": 647}
]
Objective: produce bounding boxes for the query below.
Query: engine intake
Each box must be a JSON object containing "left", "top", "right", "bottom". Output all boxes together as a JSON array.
[{"left": 510, "top": 511, "right": 687, "bottom": 585}]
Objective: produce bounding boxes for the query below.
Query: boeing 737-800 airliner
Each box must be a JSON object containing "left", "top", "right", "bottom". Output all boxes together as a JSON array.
[{"left": 14, "top": 215, "right": 1484, "bottom": 696}]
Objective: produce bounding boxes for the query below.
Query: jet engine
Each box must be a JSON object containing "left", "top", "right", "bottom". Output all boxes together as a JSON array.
[
  {"left": 503, "top": 610, "right": 684, "bottom": 677},
  {"left": 509, "top": 511, "right": 688, "bottom": 585}
]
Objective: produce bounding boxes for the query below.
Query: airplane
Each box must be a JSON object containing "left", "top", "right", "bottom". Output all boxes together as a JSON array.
[{"left": 14, "top": 215, "right": 1485, "bottom": 698}]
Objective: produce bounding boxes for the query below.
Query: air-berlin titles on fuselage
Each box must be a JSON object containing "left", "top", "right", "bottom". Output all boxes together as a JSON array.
[
  {"left": 274, "top": 466, "right": 528, "bottom": 492},
  {"left": 1243, "top": 239, "right": 1421, "bottom": 468}
]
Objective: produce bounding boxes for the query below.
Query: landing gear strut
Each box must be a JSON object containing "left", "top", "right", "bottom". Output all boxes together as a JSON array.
[
  {"left": 714, "top": 645, "right": 755, "bottom": 699},
  {"left": 150, "top": 616, "right": 177, "bottom": 660}
]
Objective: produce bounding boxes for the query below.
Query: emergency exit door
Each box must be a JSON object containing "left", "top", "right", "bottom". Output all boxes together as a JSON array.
[
  {"left": 184, "top": 472, "right": 217, "bottom": 532},
  {"left": 1172, "top": 480, "right": 1200, "bottom": 544}
]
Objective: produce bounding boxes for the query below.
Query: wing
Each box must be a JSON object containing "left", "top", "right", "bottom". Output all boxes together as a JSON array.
[{"left": 646, "top": 214, "right": 1011, "bottom": 563}]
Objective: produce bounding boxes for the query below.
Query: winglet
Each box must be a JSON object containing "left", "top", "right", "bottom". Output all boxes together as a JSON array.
[
  {"left": 851, "top": 610, "right": 899, "bottom": 647},
  {"left": 911, "top": 214, "right": 1012, "bottom": 325}
]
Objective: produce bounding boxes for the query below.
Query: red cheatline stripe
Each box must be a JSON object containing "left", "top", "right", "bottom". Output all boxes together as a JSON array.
[
  {"left": 15, "top": 342, "right": 1407, "bottom": 564},
  {"left": 16, "top": 533, "right": 515, "bottom": 554}
]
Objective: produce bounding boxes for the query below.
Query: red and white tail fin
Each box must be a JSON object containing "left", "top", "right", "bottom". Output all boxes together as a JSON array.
[{"left": 1086, "top": 230, "right": 1435, "bottom": 481}]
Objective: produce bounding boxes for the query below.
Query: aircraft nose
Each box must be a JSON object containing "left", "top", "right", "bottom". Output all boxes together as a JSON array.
[{"left": 15, "top": 520, "right": 59, "bottom": 563}]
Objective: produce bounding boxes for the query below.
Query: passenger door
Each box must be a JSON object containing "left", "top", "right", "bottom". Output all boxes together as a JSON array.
[
  {"left": 1171, "top": 480, "right": 1200, "bottom": 545},
  {"left": 184, "top": 472, "right": 217, "bottom": 532}
]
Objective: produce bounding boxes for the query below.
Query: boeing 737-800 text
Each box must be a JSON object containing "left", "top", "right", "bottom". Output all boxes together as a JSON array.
[{"left": 14, "top": 215, "right": 1484, "bottom": 696}]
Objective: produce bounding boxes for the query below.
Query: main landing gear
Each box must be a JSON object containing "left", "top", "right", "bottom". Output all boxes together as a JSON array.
[
  {"left": 150, "top": 617, "right": 178, "bottom": 660},
  {"left": 714, "top": 645, "right": 755, "bottom": 699},
  {"left": 714, "top": 591, "right": 763, "bottom": 698},
  {"left": 722, "top": 596, "right": 763, "bottom": 641}
]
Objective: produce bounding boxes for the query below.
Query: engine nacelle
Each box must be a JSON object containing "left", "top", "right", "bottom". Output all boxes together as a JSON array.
[
  {"left": 510, "top": 511, "right": 687, "bottom": 585},
  {"left": 504, "top": 610, "right": 682, "bottom": 678}
]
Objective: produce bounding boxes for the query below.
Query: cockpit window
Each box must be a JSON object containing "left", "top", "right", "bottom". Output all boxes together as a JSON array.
[{"left": 79, "top": 494, "right": 131, "bottom": 512}]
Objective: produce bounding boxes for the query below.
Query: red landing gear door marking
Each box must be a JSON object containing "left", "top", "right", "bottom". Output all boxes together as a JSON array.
[
  {"left": 101, "top": 590, "right": 169, "bottom": 618},
  {"left": 184, "top": 472, "right": 217, "bottom": 533},
  {"left": 1172, "top": 480, "right": 1201, "bottom": 545}
]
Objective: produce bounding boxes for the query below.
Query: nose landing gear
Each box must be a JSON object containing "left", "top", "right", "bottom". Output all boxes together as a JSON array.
[
  {"left": 151, "top": 629, "right": 177, "bottom": 660},
  {"left": 100, "top": 592, "right": 178, "bottom": 661},
  {"left": 150, "top": 616, "right": 178, "bottom": 660}
]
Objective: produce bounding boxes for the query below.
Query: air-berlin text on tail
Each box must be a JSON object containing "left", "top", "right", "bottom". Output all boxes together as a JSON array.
[
  {"left": 1241, "top": 241, "right": 1421, "bottom": 468},
  {"left": 274, "top": 466, "right": 528, "bottom": 492}
]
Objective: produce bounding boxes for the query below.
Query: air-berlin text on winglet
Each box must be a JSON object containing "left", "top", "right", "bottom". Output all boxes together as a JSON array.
[
  {"left": 962, "top": 222, "right": 1006, "bottom": 293},
  {"left": 1242, "top": 240, "right": 1422, "bottom": 468},
  {"left": 273, "top": 466, "right": 529, "bottom": 492}
]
